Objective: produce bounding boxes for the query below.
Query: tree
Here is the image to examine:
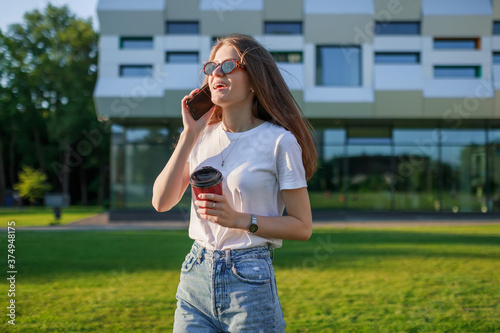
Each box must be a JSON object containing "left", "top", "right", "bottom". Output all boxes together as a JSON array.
[
  {"left": 13, "top": 166, "right": 52, "bottom": 205},
  {"left": 0, "top": 5, "right": 108, "bottom": 206}
]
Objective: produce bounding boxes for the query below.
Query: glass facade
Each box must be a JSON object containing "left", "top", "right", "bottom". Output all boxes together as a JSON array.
[
  {"left": 315, "top": 126, "right": 500, "bottom": 212},
  {"left": 264, "top": 22, "right": 302, "bottom": 35},
  {"left": 111, "top": 126, "right": 171, "bottom": 209},
  {"left": 375, "top": 22, "right": 420, "bottom": 35},
  {"left": 494, "top": 22, "right": 500, "bottom": 34},
  {"left": 317, "top": 46, "right": 361, "bottom": 86},
  {"left": 434, "top": 66, "right": 481, "bottom": 79},
  {"left": 270, "top": 52, "right": 303, "bottom": 63},
  {"left": 434, "top": 38, "right": 480, "bottom": 50},
  {"left": 166, "top": 22, "right": 199, "bottom": 34},
  {"left": 493, "top": 52, "right": 500, "bottom": 64},
  {"left": 375, "top": 52, "right": 420, "bottom": 64},
  {"left": 119, "top": 65, "right": 153, "bottom": 77},
  {"left": 166, "top": 52, "right": 199, "bottom": 63},
  {"left": 488, "top": 129, "right": 500, "bottom": 212},
  {"left": 120, "top": 37, "right": 153, "bottom": 49},
  {"left": 110, "top": 125, "right": 500, "bottom": 213}
]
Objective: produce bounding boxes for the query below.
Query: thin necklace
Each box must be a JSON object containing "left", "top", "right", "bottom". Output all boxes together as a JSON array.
[{"left": 219, "top": 125, "right": 244, "bottom": 167}]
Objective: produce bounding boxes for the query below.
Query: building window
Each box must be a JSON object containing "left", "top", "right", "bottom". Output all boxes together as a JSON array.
[
  {"left": 264, "top": 22, "right": 302, "bottom": 35},
  {"left": 375, "top": 52, "right": 420, "bottom": 64},
  {"left": 119, "top": 65, "right": 153, "bottom": 77},
  {"left": 434, "top": 66, "right": 481, "bottom": 79},
  {"left": 434, "top": 38, "right": 481, "bottom": 50},
  {"left": 493, "top": 21, "right": 500, "bottom": 34},
  {"left": 120, "top": 37, "right": 153, "bottom": 49},
  {"left": 166, "top": 52, "right": 199, "bottom": 63},
  {"left": 166, "top": 21, "right": 199, "bottom": 34},
  {"left": 375, "top": 22, "right": 420, "bottom": 35},
  {"left": 270, "top": 52, "right": 303, "bottom": 63},
  {"left": 317, "top": 46, "right": 361, "bottom": 86},
  {"left": 494, "top": 52, "right": 500, "bottom": 64}
]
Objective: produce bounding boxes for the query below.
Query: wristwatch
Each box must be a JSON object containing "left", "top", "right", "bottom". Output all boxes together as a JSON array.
[{"left": 247, "top": 214, "right": 258, "bottom": 233}]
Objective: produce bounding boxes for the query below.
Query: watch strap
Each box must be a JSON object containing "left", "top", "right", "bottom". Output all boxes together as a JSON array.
[{"left": 247, "top": 214, "right": 258, "bottom": 233}]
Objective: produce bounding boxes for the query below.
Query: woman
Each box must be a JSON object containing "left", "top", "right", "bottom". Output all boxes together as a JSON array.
[{"left": 152, "top": 33, "right": 317, "bottom": 332}]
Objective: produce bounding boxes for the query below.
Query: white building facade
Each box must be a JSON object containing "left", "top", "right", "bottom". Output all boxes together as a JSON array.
[{"left": 94, "top": 0, "right": 500, "bottom": 214}]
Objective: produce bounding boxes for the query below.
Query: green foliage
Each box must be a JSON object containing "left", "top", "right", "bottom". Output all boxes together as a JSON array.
[
  {"left": 13, "top": 166, "right": 52, "bottom": 204},
  {"left": 0, "top": 4, "right": 107, "bottom": 205}
]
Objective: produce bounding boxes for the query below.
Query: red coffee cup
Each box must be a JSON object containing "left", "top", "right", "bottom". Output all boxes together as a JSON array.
[{"left": 190, "top": 166, "right": 223, "bottom": 200}]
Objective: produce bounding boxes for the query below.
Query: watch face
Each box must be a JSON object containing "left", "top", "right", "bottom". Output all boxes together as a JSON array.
[{"left": 248, "top": 223, "right": 258, "bottom": 233}]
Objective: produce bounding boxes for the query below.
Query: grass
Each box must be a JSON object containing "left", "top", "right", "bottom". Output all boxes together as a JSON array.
[
  {"left": 1, "top": 226, "right": 499, "bottom": 332},
  {"left": 0, "top": 206, "right": 105, "bottom": 227}
]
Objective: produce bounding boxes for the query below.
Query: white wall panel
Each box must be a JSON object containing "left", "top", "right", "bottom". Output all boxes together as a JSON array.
[
  {"left": 162, "top": 36, "right": 210, "bottom": 52},
  {"left": 362, "top": 44, "right": 373, "bottom": 88},
  {"left": 304, "top": 87, "right": 374, "bottom": 102},
  {"left": 304, "top": 0, "right": 373, "bottom": 14},
  {"left": 422, "top": 0, "right": 491, "bottom": 16},
  {"left": 98, "top": 0, "right": 164, "bottom": 11},
  {"left": 375, "top": 65, "right": 423, "bottom": 90},
  {"left": 494, "top": 65, "right": 500, "bottom": 89},
  {"left": 164, "top": 64, "right": 202, "bottom": 89},
  {"left": 304, "top": 43, "right": 315, "bottom": 88},
  {"left": 492, "top": 37, "right": 500, "bottom": 51},
  {"left": 256, "top": 36, "right": 304, "bottom": 51},
  {"left": 373, "top": 37, "right": 422, "bottom": 51},
  {"left": 423, "top": 79, "right": 494, "bottom": 98},
  {"left": 94, "top": 78, "right": 164, "bottom": 98},
  {"left": 278, "top": 64, "right": 304, "bottom": 90},
  {"left": 200, "top": 0, "right": 263, "bottom": 11}
]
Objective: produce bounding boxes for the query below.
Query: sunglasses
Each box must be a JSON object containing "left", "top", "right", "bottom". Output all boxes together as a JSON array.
[{"left": 203, "top": 58, "right": 246, "bottom": 76}]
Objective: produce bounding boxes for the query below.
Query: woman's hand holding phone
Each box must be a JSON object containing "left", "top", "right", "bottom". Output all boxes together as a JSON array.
[{"left": 181, "top": 86, "right": 215, "bottom": 137}]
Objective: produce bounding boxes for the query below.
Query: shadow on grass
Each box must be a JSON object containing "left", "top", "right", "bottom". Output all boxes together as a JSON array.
[
  {"left": 276, "top": 229, "right": 500, "bottom": 268},
  {"left": 8, "top": 228, "right": 500, "bottom": 281}
]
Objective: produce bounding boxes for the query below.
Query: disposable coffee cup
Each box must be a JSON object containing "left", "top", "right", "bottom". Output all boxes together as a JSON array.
[{"left": 190, "top": 166, "right": 223, "bottom": 200}]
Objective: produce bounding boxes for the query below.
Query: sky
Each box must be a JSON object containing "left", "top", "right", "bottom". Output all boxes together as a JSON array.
[{"left": 0, "top": 0, "right": 99, "bottom": 32}]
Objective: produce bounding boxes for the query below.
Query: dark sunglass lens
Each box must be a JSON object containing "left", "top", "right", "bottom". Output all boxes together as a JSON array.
[
  {"left": 204, "top": 63, "right": 217, "bottom": 75},
  {"left": 221, "top": 60, "right": 236, "bottom": 74}
]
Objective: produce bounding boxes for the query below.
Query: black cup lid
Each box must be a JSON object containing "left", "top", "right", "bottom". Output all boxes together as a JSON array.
[{"left": 190, "top": 166, "right": 223, "bottom": 188}]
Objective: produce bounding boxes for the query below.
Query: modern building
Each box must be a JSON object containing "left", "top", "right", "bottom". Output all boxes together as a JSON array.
[{"left": 94, "top": 0, "right": 500, "bottom": 214}]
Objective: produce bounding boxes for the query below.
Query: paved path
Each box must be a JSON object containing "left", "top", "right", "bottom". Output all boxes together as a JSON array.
[{"left": 12, "top": 212, "right": 500, "bottom": 231}]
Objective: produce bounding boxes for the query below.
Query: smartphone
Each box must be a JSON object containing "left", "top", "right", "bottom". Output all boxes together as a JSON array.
[{"left": 186, "top": 84, "right": 214, "bottom": 120}]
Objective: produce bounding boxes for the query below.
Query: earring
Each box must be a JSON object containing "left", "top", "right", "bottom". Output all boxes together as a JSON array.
[{"left": 251, "top": 88, "right": 255, "bottom": 93}]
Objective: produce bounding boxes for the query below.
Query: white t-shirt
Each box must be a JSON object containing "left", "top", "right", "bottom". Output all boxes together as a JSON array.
[{"left": 188, "top": 121, "right": 307, "bottom": 250}]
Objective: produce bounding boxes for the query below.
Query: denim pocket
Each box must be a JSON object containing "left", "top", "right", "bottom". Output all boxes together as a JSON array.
[
  {"left": 180, "top": 252, "right": 197, "bottom": 273},
  {"left": 230, "top": 258, "right": 272, "bottom": 284}
]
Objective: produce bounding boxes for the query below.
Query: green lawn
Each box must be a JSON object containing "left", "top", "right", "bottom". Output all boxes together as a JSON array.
[
  {"left": 0, "top": 206, "right": 105, "bottom": 227},
  {"left": 1, "top": 226, "right": 499, "bottom": 332}
]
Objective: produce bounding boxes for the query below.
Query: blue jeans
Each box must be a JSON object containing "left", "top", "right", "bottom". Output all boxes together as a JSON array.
[{"left": 173, "top": 241, "right": 286, "bottom": 332}]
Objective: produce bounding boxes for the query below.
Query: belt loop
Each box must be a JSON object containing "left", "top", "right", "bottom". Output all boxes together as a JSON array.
[
  {"left": 225, "top": 249, "right": 232, "bottom": 269},
  {"left": 268, "top": 244, "right": 274, "bottom": 260},
  {"left": 196, "top": 245, "right": 204, "bottom": 263}
]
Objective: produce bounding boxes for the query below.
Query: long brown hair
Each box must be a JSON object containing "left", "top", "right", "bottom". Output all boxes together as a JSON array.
[{"left": 204, "top": 33, "right": 317, "bottom": 180}]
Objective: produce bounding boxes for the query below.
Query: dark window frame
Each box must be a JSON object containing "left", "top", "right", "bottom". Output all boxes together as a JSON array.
[
  {"left": 165, "top": 51, "right": 199, "bottom": 63},
  {"left": 493, "top": 21, "right": 500, "bottom": 34},
  {"left": 264, "top": 22, "right": 303, "bottom": 35},
  {"left": 493, "top": 52, "right": 500, "bottom": 64},
  {"left": 269, "top": 51, "right": 303, "bottom": 63},
  {"left": 433, "top": 38, "right": 481, "bottom": 50},
  {"left": 375, "top": 52, "right": 420, "bottom": 64},
  {"left": 433, "top": 65, "right": 481, "bottom": 79},
  {"left": 375, "top": 21, "right": 421, "bottom": 35},
  {"left": 119, "top": 65, "right": 153, "bottom": 77},
  {"left": 166, "top": 21, "right": 199, "bottom": 34},
  {"left": 120, "top": 37, "right": 154, "bottom": 49}
]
